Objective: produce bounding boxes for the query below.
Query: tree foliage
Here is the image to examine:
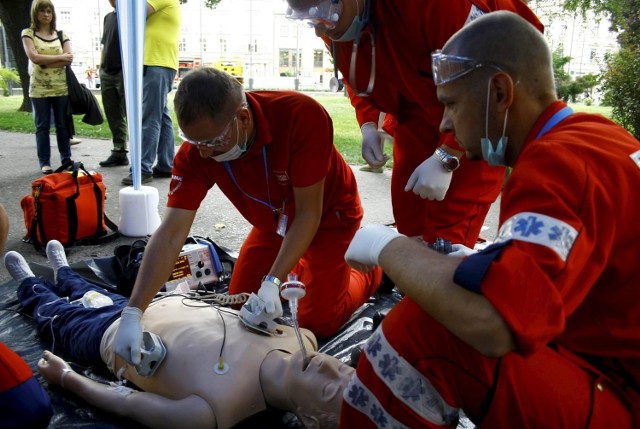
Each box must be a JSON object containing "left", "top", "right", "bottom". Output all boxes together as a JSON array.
[
  {"left": 0, "top": 66, "right": 19, "bottom": 96},
  {"left": 601, "top": 47, "right": 640, "bottom": 137},
  {"left": 0, "top": 0, "right": 35, "bottom": 111},
  {"left": 563, "top": 0, "right": 640, "bottom": 138}
]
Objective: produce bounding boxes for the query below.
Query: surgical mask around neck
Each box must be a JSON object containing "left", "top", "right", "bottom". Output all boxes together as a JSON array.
[
  {"left": 334, "top": 0, "right": 365, "bottom": 41},
  {"left": 211, "top": 119, "right": 248, "bottom": 162},
  {"left": 480, "top": 78, "right": 509, "bottom": 167}
]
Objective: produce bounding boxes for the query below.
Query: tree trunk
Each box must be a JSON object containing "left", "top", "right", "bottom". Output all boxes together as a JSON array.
[{"left": 0, "top": 0, "right": 34, "bottom": 112}]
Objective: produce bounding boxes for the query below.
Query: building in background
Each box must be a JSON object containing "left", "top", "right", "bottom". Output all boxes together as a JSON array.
[
  {"left": 529, "top": 0, "right": 618, "bottom": 80},
  {"left": 2, "top": 0, "right": 619, "bottom": 94}
]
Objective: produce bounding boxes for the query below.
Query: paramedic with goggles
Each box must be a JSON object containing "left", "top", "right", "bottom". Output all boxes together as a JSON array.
[
  {"left": 286, "top": 0, "right": 542, "bottom": 249},
  {"left": 5, "top": 241, "right": 354, "bottom": 429},
  {"left": 341, "top": 11, "right": 640, "bottom": 428},
  {"left": 113, "top": 67, "right": 383, "bottom": 368}
]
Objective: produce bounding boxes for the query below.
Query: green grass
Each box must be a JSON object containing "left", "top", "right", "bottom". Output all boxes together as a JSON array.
[
  {"left": 0, "top": 94, "right": 613, "bottom": 166},
  {"left": 0, "top": 92, "right": 368, "bottom": 165}
]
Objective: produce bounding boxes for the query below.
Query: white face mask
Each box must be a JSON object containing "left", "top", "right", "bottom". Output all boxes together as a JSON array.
[
  {"left": 210, "top": 118, "right": 248, "bottom": 162},
  {"left": 480, "top": 78, "right": 509, "bottom": 167}
]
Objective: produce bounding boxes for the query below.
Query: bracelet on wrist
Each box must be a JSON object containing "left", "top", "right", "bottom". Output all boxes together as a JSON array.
[{"left": 60, "top": 367, "right": 74, "bottom": 388}]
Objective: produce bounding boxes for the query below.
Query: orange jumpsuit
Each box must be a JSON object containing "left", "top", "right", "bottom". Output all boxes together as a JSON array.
[
  {"left": 168, "top": 91, "right": 381, "bottom": 337},
  {"left": 329, "top": 0, "right": 543, "bottom": 247},
  {"left": 341, "top": 101, "right": 640, "bottom": 427}
]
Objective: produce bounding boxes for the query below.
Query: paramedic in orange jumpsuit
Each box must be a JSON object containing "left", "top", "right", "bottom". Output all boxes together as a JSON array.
[
  {"left": 286, "top": 0, "right": 543, "bottom": 248},
  {"left": 342, "top": 12, "right": 640, "bottom": 427},
  {"left": 111, "top": 68, "right": 382, "bottom": 366}
]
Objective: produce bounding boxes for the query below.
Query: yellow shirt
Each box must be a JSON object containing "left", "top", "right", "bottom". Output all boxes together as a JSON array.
[
  {"left": 21, "top": 29, "right": 69, "bottom": 98},
  {"left": 145, "top": 0, "right": 181, "bottom": 70}
]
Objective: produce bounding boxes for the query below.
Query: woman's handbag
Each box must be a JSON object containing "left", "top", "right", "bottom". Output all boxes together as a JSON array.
[{"left": 57, "top": 31, "right": 104, "bottom": 126}]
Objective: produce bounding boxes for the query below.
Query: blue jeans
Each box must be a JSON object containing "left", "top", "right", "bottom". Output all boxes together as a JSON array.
[
  {"left": 141, "top": 66, "right": 176, "bottom": 174},
  {"left": 31, "top": 96, "right": 72, "bottom": 169},
  {"left": 17, "top": 267, "right": 127, "bottom": 365}
]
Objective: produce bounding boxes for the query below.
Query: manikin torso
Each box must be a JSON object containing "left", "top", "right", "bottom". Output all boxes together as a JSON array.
[{"left": 101, "top": 296, "right": 316, "bottom": 429}]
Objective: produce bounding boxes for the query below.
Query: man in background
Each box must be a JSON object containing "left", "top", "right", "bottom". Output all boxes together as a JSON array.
[
  {"left": 121, "top": 0, "right": 180, "bottom": 185},
  {"left": 99, "top": 0, "right": 129, "bottom": 167}
]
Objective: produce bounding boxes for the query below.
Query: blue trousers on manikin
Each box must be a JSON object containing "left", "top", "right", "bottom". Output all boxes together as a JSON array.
[{"left": 17, "top": 267, "right": 127, "bottom": 366}]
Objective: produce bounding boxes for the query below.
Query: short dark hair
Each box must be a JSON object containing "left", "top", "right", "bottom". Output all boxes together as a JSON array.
[{"left": 174, "top": 68, "right": 244, "bottom": 128}]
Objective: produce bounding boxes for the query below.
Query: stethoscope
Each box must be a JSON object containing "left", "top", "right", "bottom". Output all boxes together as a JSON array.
[{"left": 329, "top": 0, "right": 375, "bottom": 97}]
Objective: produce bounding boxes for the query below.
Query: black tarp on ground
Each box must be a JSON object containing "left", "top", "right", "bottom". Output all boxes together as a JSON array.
[{"left": 0, "top": 255, "right": 407, "bottom": 429}]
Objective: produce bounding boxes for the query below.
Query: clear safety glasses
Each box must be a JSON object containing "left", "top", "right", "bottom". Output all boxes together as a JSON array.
[
  {"left": 431, "top": 50, "right": 502, "bottom": 85},
  {"left": 285, "top": 0, "right": 343, "bottom": 30},
  {"left": 179, "top": 115, "right": 236, "bottom": 148}
]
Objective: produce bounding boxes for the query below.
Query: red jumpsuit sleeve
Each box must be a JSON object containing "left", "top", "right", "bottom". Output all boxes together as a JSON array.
[
  {"left": 0, "top": 343, "right": 53, "bottom": 428},
  {"left": 457, "top": 143, "right": 611, "bottom": 355},
  {"left": 168, "top": 143, "right": 215, "bottom": 210},
  {"left": 287, "top": 95, "right": 335, "bottom": 188},
  {"left": 344, "top": 80, "right": 380, "bottom": 127}
]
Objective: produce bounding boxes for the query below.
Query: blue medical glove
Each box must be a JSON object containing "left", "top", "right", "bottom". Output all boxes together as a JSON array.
[{"left": 113, "top": 306, "right": 143, "bottom": 366}]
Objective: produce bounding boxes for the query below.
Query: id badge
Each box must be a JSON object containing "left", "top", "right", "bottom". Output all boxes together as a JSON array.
[{"left": 276, "top": 212, "right": 288, "bottom": 237}]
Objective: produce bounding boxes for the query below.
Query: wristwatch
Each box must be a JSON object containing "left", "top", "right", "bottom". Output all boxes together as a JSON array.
[
  {"left": 262, "top": 275, "right": 282, "bottom": 287},
  {"left": 435, "top": 147, "right": 460, "bottom": 172}
]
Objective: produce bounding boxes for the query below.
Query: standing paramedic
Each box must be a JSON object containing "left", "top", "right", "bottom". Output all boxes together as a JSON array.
[
  {"left": 342, "top": 11, "right": 640, "bottom": 428},
  {"left": 286, "top": 0, "right": 542, "bottom": 248},
  {"left": 112, "top": 67, "right": 383, "bottom": 367}
]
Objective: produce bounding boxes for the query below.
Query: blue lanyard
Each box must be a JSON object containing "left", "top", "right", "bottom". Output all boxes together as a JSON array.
[
  {"left": 536, "top": 106, "right": 574, "bottom": 139},
  {"left": 223, "top": 146, "right": 275, "bottom": 211}
]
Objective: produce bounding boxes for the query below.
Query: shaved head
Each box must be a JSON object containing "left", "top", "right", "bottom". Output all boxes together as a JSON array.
[{"left": 443, "top": 11, "right": 555, "bottom": 100}]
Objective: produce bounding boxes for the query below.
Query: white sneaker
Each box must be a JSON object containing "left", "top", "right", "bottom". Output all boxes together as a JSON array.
[
  {"left": 69, "top": 138, "right": 82, "bottom": 145},
  {"left": 4, "top": 252, "right": 35, "bottom": 283},
  {"left": 46, "top": 240, "right": 69, "bottom": 281}
]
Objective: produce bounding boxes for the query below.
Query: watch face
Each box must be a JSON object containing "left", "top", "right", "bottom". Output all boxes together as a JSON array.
[{"left": 444, "top": 156, "right": 460, "bottom": 171}]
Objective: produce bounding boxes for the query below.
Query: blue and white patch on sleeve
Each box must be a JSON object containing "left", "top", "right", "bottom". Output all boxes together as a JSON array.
[
  {"left": 630, "top": 150, "right": 640, "bottom": 169},
  {"left": 495, "top": 212, "right": 578, "bottom": 261},
  {"left": 465, "top": 4, "right": 486, "bottom": 25}
]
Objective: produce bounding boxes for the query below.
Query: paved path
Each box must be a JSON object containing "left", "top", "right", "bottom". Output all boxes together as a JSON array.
[{"left": 0, "top": 130, "right": 499, "bottom": 284}]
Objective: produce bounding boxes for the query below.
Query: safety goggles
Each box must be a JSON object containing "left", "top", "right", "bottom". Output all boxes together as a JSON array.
[
  {"left": 285, "top": 0, "right": 343, "bottom": 30},
  {"left": 179, "top": 115, "right": 236, "bottom": 148},
  {"left": 431, "top": 50, "right": 502, "bottom": 85}
]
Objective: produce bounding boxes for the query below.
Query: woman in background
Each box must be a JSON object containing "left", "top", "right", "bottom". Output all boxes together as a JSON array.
[{"left": 21, "top": 0, "right": 74, "bottom": 174}]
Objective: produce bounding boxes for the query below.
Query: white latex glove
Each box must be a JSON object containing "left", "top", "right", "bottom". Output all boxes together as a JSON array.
[
  {"left": 361, "top": 122, "right": 390, "bottom": 168},
  {"left": 345, "top": 224, "right": 404, "bottom": 272},
  {"left": 113, "top": 306, "right": 143, "bottom": 366},
  {"left": 258, "top": 279, "right": 283, "bottom": 319},
  {"left": 448, "top": 243, "right": 477, "bottom": 257},
  {"left": 404, "top": 151, "right": 453, "bottom": 201}
]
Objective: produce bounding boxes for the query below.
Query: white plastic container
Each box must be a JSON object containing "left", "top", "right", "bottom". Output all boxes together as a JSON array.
[
  {"left": 118, "top": 186, "right": 161, "bottom": 237},
  {"left": 81, "top": 290, "right": 114, "bottom": 308}
]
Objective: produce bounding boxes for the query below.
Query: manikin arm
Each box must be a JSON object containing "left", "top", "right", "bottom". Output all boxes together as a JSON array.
[{"left": 38, "top": 351, "right": 216, "bottom": 429}]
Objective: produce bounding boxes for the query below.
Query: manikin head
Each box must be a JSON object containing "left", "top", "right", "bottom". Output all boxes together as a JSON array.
[
  {"left": 283, "top": 351, "right": 354, "bottom": 428},
  {"left": 434, "top": 11, "right": 556, "bottom": 167},
  {"left": 286, "top": 0, "right": 364, "bottom": 40},
  {"left": 174, "top": 68, "right": 253, "bottom": 161}
]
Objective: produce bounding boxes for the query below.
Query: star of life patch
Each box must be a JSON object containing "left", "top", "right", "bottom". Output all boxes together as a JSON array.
[
  {"left": 630, "top": 150, "right": 640, "bottom": 169},
  {"left": 495, "top": 212, "right": 577, "bottom": 261},
  {"left": 344, "top": 328, "right": 459, "bottom": 426}
]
